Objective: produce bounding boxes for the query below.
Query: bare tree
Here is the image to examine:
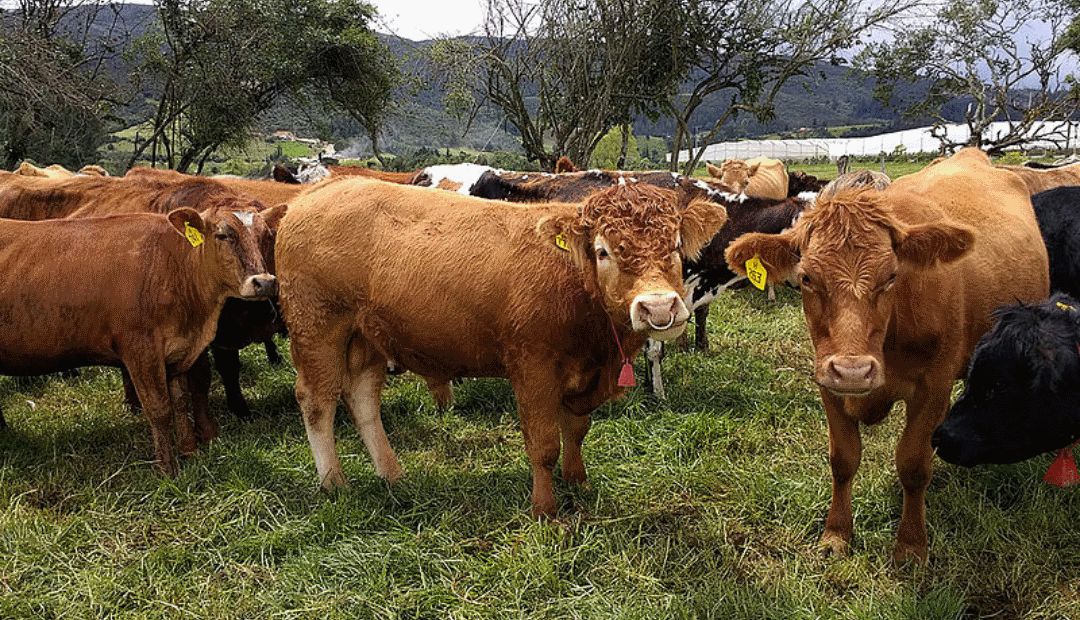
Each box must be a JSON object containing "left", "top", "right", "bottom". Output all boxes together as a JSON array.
[
  {"left": 857, "top": 0, "right": 1080, "bottom": 154},
  {"left": 0, "top": 1, "right": 131, "bottom": 169},
  {"left": 431, "top": 0, "right": 690, "bottom": 170},
  {"left": 668, "top": 0, "right": 915, "bottom": 173}
]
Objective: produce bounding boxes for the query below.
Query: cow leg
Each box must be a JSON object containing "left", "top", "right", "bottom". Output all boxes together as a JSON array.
[
  {"left": 893, "top": 388, "right": 950, "bottom": 564},
  {"left": 646, "top": 340, "right": 666, "bottom": 399},
  {"left": 187, "top": 351, "right": 219, "bottom": 444},
  {"left": 342, "top": 336, "right": 402, "bottom": 482},
  {"left": 120, "top": 366, "right": 141, "bottom": 411},
  {"left": 291, "top": 322, "right": 350, "bottom": 489},
  {"left": 168, "top": 371, "right": 199, "bottom": 457},
  {"left": 426, "top": 378, "right": 454, "bottom": 409},
  {"left": 211, "top": 346, "right": 252, "bottom": 419},
  {"left": 264, "top": 339, "right": 284, "bottom": 367},
  {"left": 513, "top": 372, "right": 563, "bottom": 518},
  {"left": 558, "top": 407, "right": 590, "bottom": 484},
  {"left": 125, "top": 357, "right": 179, "bottom": 477},
  {"left": 820, "top": 390, "right": 862, "bottom": 556},
  {"left": 694, "top": 305, "right": 710, "bottom": 351}
]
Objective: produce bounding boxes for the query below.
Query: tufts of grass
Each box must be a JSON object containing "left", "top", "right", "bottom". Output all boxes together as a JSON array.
[{"left": 1, "top": 296, "right": 1079, "bottom": 619}]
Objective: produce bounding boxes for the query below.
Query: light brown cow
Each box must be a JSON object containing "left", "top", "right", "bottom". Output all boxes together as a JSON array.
[
  {"left": 745, "top": 156, "right": 789, "bottom": 200},
  {"left": 277, "top": 179, "right": 727, "bottom": 516},
  {"left": 705, "top": 160, "right": 750, "bottom": 195},
  {"left": 995, "top": 162, "right": 1080, "bottom": 195},
  {"left": 725, "top": 147, "right": 1049, "bottom": 562},
  {"left": 0, "top": 209, "right": 276, "bottom": 474}
]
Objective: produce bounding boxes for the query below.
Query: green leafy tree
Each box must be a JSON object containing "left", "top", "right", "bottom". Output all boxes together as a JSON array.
[
  {"left": 132, "top": 0, "right": 396, "bottom": 173},
  {"left": 857, "top": 0, "right": 1080, "bottom": 154}
]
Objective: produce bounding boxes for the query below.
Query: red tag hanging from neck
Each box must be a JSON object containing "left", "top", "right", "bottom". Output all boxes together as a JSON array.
[
  {"left": 618, "top": 361, "right": 636, "bottom": 387},
  {"left": 1044, "top": 443, "right": 1080, "bottom": 487}
]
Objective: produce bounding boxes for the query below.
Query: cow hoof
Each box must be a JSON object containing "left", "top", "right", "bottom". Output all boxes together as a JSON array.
[
  {"left": 891, "top": 542, "right": 928, "bottom": 565},
  {"left": 227, "top": 398, "right": 253, "bottom": 419},
  {"left": 319, "top": 469, "right": 351, "bottom": 490},
  {"left": 819, "top": 532, "right": 850, "bottom": 558}
]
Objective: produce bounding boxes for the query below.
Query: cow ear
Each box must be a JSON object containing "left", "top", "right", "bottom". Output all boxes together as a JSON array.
[
  {"left": 725, "top": 230, "right": 799, "bottom": 284},
  {"left": 893, "top": 222, "right": 975, "bottom": 267},
  {"left": 167, "top": 207, "right": 204, "bottom": 236},
  {"left": 747, "top": 161, "right": 761, "bottom": 175},
  {"left": 260, "top": 203, "right": 288, "bottom": 231},
  {"left": 679, "top": 198, "right": 727, "bottom": 260},
  {"left": 705, "top": 162, "right": 721, "bottom": 178},
  {"left": 536, "top": 212, "right": 590, "bottom": 268}
]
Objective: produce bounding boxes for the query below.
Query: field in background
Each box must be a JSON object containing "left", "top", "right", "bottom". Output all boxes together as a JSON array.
[{"left": 0, "top": 287, "right": 1077, "bottom": 619}]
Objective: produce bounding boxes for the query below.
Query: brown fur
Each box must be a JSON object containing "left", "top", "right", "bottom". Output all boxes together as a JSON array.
[
  {"left": 555, "top": 156, "right": 580, "bottom": 173},
  {"left": 744, "top": 157, "right": 789, "bottom": 200},
  {"left": 725, "top": 147, "right": 1049, "bottom": 562},
  {"left": 705, "top": 160, "right": 750, "bottom": 195},
  {"left": 996, "top": 162, "right": 1080, "bottom": 194},
  {"left": 125, "top": 166, "right": 309, "bottom": 207},
  {"left": 0, "top": 209, "right": 274, "bottom": 474},
  {"left": 325, "top": 165, "right": 418, "bottom": 184},
  {"left": 277, "top": 179, "right": 727, "bottom": 516}
]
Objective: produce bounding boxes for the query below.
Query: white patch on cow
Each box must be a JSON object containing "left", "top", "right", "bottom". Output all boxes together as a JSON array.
[
  {"left": 617, "top": 177, "right": 627, "bottom": 186},
  {"left": 797, "top": 191, "right": 818, "bottom": 208},
  {"left": 419, "top": 163, "right": 500, "bottom": 194},
  {"left": 233, "top": 211, "right": 255, "bottom": 227}
]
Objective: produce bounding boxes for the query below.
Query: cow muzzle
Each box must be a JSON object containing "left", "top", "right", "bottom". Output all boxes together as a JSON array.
[
  {"left": 239, "top": 274, "right": 277, "bottom": 299},
  {"left": 630, "top": 291, "right": 689, "bottom": 341},
  {"left": 818, "top": 354, "right": 882, "bottom": 396}
]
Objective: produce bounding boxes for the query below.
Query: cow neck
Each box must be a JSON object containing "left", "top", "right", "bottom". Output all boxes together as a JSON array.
[{"left": 608, "top": 315, "right": 636, "bottom": 387}]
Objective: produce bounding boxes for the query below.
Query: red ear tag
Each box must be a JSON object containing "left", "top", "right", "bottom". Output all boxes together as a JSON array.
[
  {"left": 618, "top": 362, "right": 636, "bottom": 387},
  {"left": 1044, "top": 447, "right": 1080, "bottom": 487}
]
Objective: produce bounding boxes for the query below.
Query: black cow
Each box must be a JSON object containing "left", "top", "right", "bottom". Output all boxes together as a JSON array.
[
  {"left": 1031, "top": 186, "right": 1080, "bottom": 299},
  {"left": 933, "top": 293, "right": 1080, "bottom": 466}
]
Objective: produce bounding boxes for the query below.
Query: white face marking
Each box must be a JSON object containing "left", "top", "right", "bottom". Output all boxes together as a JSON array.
[{"left": 233, "top": 211, "right": 255, "bottom": 227}]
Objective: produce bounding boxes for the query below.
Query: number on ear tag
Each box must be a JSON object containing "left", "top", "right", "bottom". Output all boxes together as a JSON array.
[
  {"left": 184, "top": 222, "right": 204, "bottom": 248},
  {"left": 745, "top": 256, "right": 767, "bottom": 290},
  {"left": 554, "top": 232, "right": 569, "bottom": 251}
]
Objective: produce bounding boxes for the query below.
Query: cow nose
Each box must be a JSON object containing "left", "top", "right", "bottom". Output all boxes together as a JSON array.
[
  {"left": 241, "top": 274, "right": 277, "bottom": 298},
  {"left": 822, "top": 355, "right": 878, "bottom": 394},
  {"left": 630, "top": 291, "right": 689, "bottom": 340}
]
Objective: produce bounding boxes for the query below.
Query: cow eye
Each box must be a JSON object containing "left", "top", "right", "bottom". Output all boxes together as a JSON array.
[
  {"left": 596, "top": 247, "right": 610, "bottom": 260},
  {"left": 800, "top": 274, "right": 813, "bottom": 289}
]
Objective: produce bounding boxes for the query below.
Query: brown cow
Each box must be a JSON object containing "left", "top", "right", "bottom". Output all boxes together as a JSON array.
[
  {"left": 725, "top": 147, "right": 1049, "bottom": 562},
  {"left": 0, "top": 209, "right": 275, "bottom": 474},
  {"left": 277, "top": 179, "right": 727, "bottom": 516},
  {"left": 124, "top": 166, "right": 308, "bottom": 210},
  {"left": 705, "top": 160, "right": 751, "bottom": 195},
  {"left": 0, "top": 170, "right": 288, "bottom": 422},
  {"left": 995, "top": 161, "right": 1080, "bottom": 194}
]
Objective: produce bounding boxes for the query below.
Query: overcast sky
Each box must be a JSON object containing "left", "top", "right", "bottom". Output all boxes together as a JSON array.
[{"left": 366, "top": 0, "right": 487, "bottom": 41}]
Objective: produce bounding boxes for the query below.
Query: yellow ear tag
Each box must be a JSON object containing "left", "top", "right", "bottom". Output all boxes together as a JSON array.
[
  {"left": 745, "top": 256, "right": 768, "bottom": 290},
  {"left": 184, "top": 222, "right": 204, "bottom": 248},
  {"left": 1057, "top": 301, "right": 1076, "bottom": 312},
  {"left": 554, "top": 232, "right": 569, "bottom": 251}
]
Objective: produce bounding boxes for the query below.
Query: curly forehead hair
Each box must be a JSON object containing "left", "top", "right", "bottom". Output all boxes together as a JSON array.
[{"left": 579, "top": 184, "right": 682, "bottom": 271}]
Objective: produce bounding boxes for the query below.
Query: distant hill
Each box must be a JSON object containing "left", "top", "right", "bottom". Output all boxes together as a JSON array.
[{"left": 52, "top": 3, "right": 943, "bottom": 159}]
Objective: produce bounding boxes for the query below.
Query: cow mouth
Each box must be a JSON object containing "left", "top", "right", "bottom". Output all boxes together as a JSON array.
[
  {"left": 824, "top": 386, "right": 874, "bottom": 398},
  {"left": 647, "top": 319, "right": 687, "bottom": 341}
]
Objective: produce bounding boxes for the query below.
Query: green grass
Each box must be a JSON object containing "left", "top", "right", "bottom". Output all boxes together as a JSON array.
[{"left": 1, "top": 288, "right": 1078, "bottom": 619}]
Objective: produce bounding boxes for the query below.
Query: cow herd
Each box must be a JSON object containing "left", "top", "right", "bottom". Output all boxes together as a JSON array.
[{"left": 2, "top": 150, "right": 1080, "bottom": 563}]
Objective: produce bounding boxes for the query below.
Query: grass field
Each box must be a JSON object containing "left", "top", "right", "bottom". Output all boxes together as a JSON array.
[{"left": 0, "top": 286, "right": 1078, "bottom": 619}]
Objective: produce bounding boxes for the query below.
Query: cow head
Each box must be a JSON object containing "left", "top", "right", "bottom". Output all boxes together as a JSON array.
[
  {"left": 706, "top": 160, "right": 750, "bottom": 195},
  {"left": 933, "top": 294, "right": 1080, "bottom": 466},
  {"left": 537, "top": 184, "right": 727, "bottom": 341},
  {"left": 167, "top": 207, "right": 277, "bottom": 299},
  {"left": 725, "top": 188, "right": 974, "bottom": 396}
]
